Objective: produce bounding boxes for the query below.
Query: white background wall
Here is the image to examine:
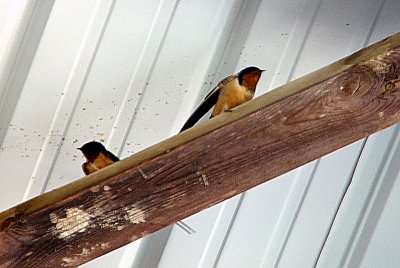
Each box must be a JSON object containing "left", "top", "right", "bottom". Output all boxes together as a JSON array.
[{"left": 0, "top": 0, "right": 399, "bottom": 267}]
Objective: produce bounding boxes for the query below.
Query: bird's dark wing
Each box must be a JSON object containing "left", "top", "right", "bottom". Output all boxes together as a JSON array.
[
  {"left": 105, "top": 150, "right": 120, "bottom": 162},
  {"left": 180, "top": 75, "right": 236, "bottom": 132},
  {"left": 180, "top": 86, "right": 220, "bottom": 132}
]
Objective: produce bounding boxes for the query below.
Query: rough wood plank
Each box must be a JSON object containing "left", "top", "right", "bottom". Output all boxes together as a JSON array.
[{"left": 1, "top": 33, "right": 400, "bottom": 267}]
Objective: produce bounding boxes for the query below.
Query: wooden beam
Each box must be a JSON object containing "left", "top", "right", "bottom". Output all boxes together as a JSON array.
[{"left": 1, "top": 33, "right": 400, "bottom": 267}]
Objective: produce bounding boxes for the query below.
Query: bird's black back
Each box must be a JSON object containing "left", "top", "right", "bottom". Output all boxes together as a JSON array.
[
  {"left": 104, "top": 149, "right": 120, "bottom": 162},
  {"left": 78, "top": 141, "right": 119, "bottom": 162}
]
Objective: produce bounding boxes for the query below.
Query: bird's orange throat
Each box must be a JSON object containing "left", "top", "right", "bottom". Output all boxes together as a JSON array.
[{"left": 241, "top": 72, "right": 262, "bottom": 91}]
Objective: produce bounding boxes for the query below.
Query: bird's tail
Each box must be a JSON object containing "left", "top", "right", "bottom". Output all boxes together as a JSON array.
[{"left": 180, "top": 88, "right": 220, "bottom": 132}]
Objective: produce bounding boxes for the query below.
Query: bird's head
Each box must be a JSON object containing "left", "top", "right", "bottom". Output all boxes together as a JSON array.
[
  {"left": 238, "top": 66, "right": 265, "bottom": 91},
  {"left": 77, "top": 141, "right": 106, "bottom": 161}
]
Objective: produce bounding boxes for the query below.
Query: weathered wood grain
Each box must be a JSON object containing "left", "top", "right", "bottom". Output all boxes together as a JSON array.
[{"left": 1, "top": 33, "right": 400, "bottom": 267}]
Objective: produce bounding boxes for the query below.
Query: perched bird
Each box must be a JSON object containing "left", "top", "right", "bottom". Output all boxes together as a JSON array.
[
  {"left": 78, "top": 141, "right": 119, "bottom": 175},
  {"left": 77, "top": 141, "right": 196, "bottom": 235},
  {"left": 180, "top": 66, "right": 265, "bottom": 132}
]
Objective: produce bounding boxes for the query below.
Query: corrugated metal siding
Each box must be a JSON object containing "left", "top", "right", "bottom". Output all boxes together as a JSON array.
[{"left": 0, "top": 0, "right": 399, "bottom": 267}]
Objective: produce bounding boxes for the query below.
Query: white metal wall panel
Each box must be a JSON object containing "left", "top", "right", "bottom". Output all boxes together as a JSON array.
[
  {"left": 0, "top": 0, "right": 399, "bottom": 267},
  {"left": 0, "top": 0, "right": 47, "bottom": 145},
  {"left": 316, "top": 125, "right": 400, "bottom": 268},
  {"left": 353, "top": 130, "right": 400, "bottom": 268}
]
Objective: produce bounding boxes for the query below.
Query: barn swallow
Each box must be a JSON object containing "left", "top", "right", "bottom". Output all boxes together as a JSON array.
[
  {"left": 180, "top": 66, "right": 264, "bottom": 132},
  {"left": 77, "top": 141, "right": 196, "bottom": 235},
  {"left": 78, "top": 141, "right": 119, "bottom": 175}
]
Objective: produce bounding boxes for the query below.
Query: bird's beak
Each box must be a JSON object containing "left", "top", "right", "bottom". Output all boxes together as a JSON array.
[
  {"left": 77, "top": 147, "right": 82, "bottom": 151},
  {"left": 261, "top": 69, "right": 266, "bottom": 72}
]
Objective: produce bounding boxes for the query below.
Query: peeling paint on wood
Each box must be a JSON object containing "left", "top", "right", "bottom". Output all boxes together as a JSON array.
[
  {"left": 50, "top": 208, "right": 91, "bottom": 239},
  {"left": 124, "top": 206, "right": 146, "bottom": 224}
]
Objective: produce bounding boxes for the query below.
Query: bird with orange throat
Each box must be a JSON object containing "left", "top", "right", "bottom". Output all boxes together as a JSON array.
[
  {"left": 180, "top": 66, "right": 265, "bottom": 132},
  {"left": 78, "top": 141, "right": 119, "bottom": 175}
]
